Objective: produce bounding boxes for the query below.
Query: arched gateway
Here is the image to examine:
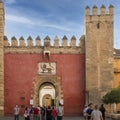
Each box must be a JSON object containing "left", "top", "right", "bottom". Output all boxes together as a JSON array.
[
  {"left": 39, "top": 82, "right": 55, "bottom": 107},
  {"left": 32, "top": 75, "right": 63, "bottom": 107}
]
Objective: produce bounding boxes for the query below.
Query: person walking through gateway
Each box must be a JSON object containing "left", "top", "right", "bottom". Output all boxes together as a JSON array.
[
  {"left": 91, "top": 104, "right": 103, "bottom": 120},
  {"left": 14, "top": 105, "right": 20, "bottom": 120},
  {"left": 57, "top": 103, "right": 64, "bottom": 120}
]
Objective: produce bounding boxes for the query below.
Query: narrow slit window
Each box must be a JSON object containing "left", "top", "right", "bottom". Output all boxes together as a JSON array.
[{"left": 97, "top": 23, "right": 100, "bottom": 29}]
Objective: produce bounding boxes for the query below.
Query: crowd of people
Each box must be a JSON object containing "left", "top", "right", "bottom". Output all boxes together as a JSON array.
[
  {"left": 83, "top": 103, "right": 106, "bottom": 120},
  {"left": 14, "top": 102, "right": 106, "bottom": 120},
  {"left": 14, "top": 103, "right": 64, "bottom": 120}
]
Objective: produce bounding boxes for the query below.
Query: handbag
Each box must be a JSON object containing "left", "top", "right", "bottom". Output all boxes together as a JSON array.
[{"left": 24, "top": 113, "right": 27, "bottom": 117}]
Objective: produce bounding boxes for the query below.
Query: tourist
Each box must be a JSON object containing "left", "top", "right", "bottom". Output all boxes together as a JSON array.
[
  {"left": 99, "top": 104, "right": 106, "bottom": 120},
  {"left": 37, "top": 105, "right": 41, "bottom": 120},
  {"left": 46, "top": 106, "right": 52, "bottom": 120},
  {"left": 14, "top": 104, "right": 20, "bottom": 120},
  {"left": 29, "top": 106, "right": 34, "bottom": 120},
  {"left": 51, "top": 107, "right": 57, "bottom": 120},
  {"left": 57, "top": 103, "right": 64, "bottom": 120},
  {"left": 83, "top": 105, "right": 88, "bottom": 120},
  {"left": 86, "top": 103, "right": 93, "bottom": 120},
  {"left": 33, "top": 106, "right": 39, "bottom": 120},
  {"left": 24, "top": 107, "right": 30, "bottom": 120},
  {"left": 91, "top": 104, "right": 103, "bottom": 120},
  {"left": 41, "top": 106, "right": 46, "bottom": 120}
]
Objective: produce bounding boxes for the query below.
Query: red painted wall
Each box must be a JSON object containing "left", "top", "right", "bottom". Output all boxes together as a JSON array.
[{"left": 4, "top": 53, "right": 85, "bottom": 116}]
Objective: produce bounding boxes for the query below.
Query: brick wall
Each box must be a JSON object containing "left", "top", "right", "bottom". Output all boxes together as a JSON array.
[{"left": 4, "top": 53, "right": 85, "bottom": 116}]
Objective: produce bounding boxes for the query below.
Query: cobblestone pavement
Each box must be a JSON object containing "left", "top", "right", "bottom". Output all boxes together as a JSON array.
[{"left": 0, "top": 116, "right": 112, "bottom": 120}]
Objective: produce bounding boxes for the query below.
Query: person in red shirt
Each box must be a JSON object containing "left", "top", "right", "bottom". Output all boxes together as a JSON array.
[
  {"left": 33, "top": 106, "right": 39, "bottom": 120},
  {"left": 51, "top": 107, "right": 57, "bottom": 120}
]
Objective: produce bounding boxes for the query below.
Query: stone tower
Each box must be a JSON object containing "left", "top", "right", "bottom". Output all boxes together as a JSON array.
[
  {"left": 85, "top": 5, "right": 114, "bottom": 103},
  {"left": 0, "top": 0, "right": 4, "bottom": 115}
]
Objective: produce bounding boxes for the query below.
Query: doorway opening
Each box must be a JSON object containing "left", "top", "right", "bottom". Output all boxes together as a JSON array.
[{"left": 39, "top": 82, "right": 56, "bottom": 107}]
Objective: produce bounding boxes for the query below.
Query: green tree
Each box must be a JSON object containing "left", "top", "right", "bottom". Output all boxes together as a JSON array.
[
  {"left": 103, "top": 87, "right": 120, "bottom": 104},
  {"left": 102, "top": 87, "right": 120, "bottom": 113}
]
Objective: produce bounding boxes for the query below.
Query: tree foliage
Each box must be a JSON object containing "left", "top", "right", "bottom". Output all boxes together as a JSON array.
[{"left": 102, "top": 87, "right": 120, "bottom": 104}]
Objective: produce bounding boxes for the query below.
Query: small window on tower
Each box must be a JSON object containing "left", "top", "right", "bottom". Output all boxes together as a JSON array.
[{"left": 97, "top": 23, "right": 100, "bottom": 29}]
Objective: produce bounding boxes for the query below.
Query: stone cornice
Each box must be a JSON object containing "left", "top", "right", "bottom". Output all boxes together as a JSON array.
[{"left": 4, "top": 46, "right": 84, "bottom": 54}]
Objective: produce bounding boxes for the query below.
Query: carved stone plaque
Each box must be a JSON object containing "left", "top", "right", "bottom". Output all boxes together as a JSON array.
[{"left": 38, "top": 62, "right": 56, "bottom": 75}]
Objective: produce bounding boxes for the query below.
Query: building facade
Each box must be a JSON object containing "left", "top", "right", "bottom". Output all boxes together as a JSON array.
[{"left": 0, "top": 1, "right": 119, "bottom": 116}]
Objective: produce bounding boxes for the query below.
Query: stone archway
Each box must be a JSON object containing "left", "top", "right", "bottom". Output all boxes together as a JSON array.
[
  {"left": 39, "top": 82, "right": 55, "bottom": 107},
  {"left": 31, "top": 75, "right": 63, "bottom": 107}
]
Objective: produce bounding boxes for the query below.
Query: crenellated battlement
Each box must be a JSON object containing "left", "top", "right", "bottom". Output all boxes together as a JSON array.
[
  {"left": 85, "top": 5, "right": 114, "bottom": 23},
  {"left": 85, "top": 4, "right": 114, "bottom": 16},
  {"left": 4, "top": 35, "right": 85, "bottom": 54}
]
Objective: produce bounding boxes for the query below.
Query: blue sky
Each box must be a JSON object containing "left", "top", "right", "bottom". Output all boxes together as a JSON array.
[{"left": 3, "top": 0, "right": 120, "bottom": 48}]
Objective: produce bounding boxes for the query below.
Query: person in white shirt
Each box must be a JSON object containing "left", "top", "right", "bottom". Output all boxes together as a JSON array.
[
  {"left": 14, "top": 104, "right": 20, "bottom": 120},
  {"left": 91, "top": 104, "right": 103, "bottom": 120},
  {"left": 57, "top": 103, "right": 64, "bottom": 120},
  {"left": 83, "top": 105, "right": 88, "bottom": 119}
]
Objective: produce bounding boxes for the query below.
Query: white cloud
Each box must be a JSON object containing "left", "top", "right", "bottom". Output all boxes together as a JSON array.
[
  {"left": 6, "top": 14, "right": 34, "bottom": 24},
  {"left": 5, "top": 14, "right": 71, "bottom": 31},
  {"left": 40, "top": 23, "right": 71, "bottom": 31},
  {"left": 5, "top": 0, "right": 16, "bottom": 4}
]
